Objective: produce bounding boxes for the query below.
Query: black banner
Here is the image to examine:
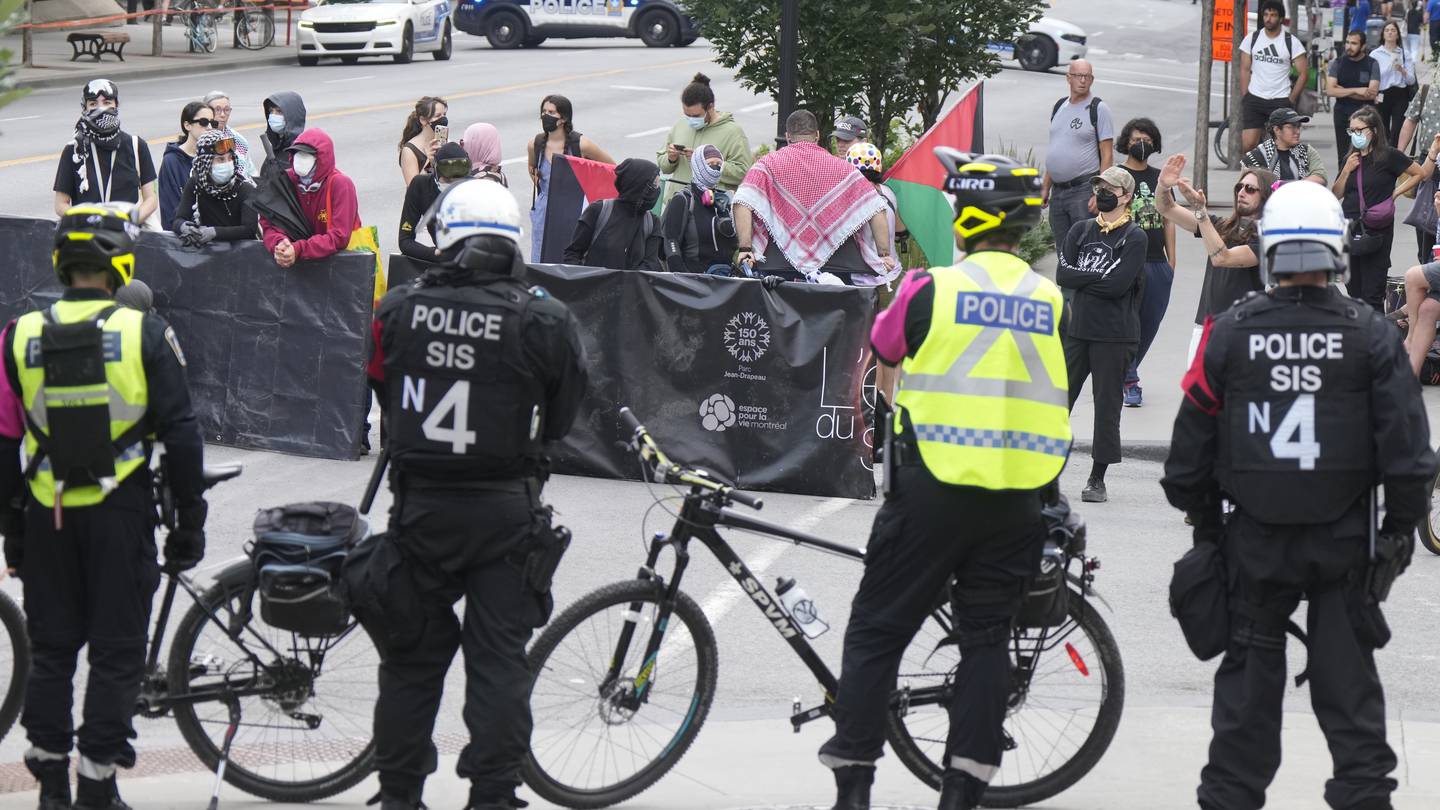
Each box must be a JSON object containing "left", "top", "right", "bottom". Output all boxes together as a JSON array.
[
  {"left": 0, "top": 217, "right": 376, "bottom": 460},
  {"left": 389, "top": 256, "right": 878, "bottom": 498}
]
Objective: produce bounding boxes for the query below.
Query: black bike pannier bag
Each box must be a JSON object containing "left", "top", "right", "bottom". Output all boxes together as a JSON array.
[
  {"left": 1018, "top": 541, "right": 1069, "bottom": 628},
  {"left": 1169, "top": 541, "right": 1230, "bottom": 660},
  {"left": 250, "top": 502, "right": 365, "bottom": 636}
]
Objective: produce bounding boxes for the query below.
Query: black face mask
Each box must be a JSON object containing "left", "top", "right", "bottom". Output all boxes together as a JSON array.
[
  {"left": 1095, "top": 189, "right": 1121, "bottom": 213},
  {"left": 541, "top": 114, "right": 560, "bottom": 133},
  {"left": 1127, "top": 141, "right": 1155, "bottom": 162},
  {"left": 641, "top": 184, "right": 661, "bottom": 209},
  {"left": 431, "top": 115, "right": 449, "bottom": 129}
]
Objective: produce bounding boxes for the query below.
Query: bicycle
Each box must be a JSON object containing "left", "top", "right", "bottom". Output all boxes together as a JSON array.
[
  {"left": 522, "top": 408, "right": 1124, "bottom": 809},
  {"left": 172, "top": 0, "right": 220, "bottom": 54},
  {"left": 136, "top": 461, "right": 379, "bottom": 804},
  {"left": 0, "top": 585, "right": 29, "bottom": 743},
  {"left": 233, "top": 1, "right": 276, "bottom": 51},
  {"left": 1212, "top": 118, "right": 1233, "bottom": 168}
]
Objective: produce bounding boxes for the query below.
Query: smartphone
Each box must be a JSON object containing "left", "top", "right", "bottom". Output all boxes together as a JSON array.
[{"left": 434, "top": 125, "right": 449, "bottom": 143}]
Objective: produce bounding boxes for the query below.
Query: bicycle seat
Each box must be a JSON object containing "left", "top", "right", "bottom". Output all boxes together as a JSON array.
[{"left": 203, "top": 464, "right": 243, "bottom": 487}]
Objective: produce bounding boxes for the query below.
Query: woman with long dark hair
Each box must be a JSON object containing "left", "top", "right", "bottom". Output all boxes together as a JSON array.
[
  {"left": 527, "top": 94, "right": 614, "bottom": 261},
  {"left": 1332, "top": 105, "right": 1425, "bottom": 308},
  {"left": 1154, "top": 154, "right": 1278, "bottom": 362},
  {"left": 397, "top": 96, "right": 448, "bottom": 187},
  {"left": 158, "top": 100, "right": 214, "bottom": 228},
  {"left": 1373, "top": 21, "right": 1416, "bottom": 147}
]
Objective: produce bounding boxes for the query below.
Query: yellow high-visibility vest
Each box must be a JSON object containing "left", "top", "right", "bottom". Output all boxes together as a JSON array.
[
  {"left": 11, "top": 299, "right": 149, "bottom": 508},
  {"left": 894, "top": 253, "right": 1071, "bottom": 490}
]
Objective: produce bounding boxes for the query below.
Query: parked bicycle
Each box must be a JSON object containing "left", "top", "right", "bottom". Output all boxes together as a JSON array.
[
  {"left": 172, "top": 0, "right": 221, "bottom": 54},
  {"left": 137, "top": 461, "right": 378, "bottom": 804},
  {"left": 234, "top": 1, "right": 276, "bottom": 51},
  {"left": 522, "top": 408, "right": 1124, "bottom": 808},
  {"left": 0, "top": 585, "right": 28, "bottom": 744}
]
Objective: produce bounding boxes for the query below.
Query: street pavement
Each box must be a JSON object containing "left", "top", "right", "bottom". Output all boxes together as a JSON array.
[{"left": 3, "top": 0, "right": 1440, "bottom": 808}]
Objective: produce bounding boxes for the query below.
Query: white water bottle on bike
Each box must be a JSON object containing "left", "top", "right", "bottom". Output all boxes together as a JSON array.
[{"left": 776, "top": 578, "right": 829, "bottom": 639}]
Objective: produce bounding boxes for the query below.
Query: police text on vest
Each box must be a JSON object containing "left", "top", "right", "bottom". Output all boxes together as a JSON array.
[
  {"left": 1249, "top": 332, "right": 1342, "bottom": 393},
  {"left": 955, "top": 292, "right": 1053, "bottom": 335},
  {"left": 411, "top": 304, "right": 502, "bottom": 372}
]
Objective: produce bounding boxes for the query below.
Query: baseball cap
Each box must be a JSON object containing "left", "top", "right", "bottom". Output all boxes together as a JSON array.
[
  {"left": 1090, "top": 166, "right": 1135, "bottom": 195},
  {"left": 831, "top": 116, "right": 868, "bottom": 142},
  {"left": 1266, "top": 107, "right": 1310, "bottom": 128}
]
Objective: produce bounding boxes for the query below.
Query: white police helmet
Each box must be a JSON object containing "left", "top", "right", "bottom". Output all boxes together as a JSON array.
[
  {"left": 433, "top": 178, "right": 523, "bottom": 252},
  {"left": 1258, "top": 180, "right": 1348, "bottom": 286}
]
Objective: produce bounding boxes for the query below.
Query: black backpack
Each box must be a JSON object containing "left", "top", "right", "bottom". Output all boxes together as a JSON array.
[
  {"left": 249, "top": 502, "right": 366, "bottom": 636},
  {"left": 590, "top": 198, "right": 657, "bottom": 268}
]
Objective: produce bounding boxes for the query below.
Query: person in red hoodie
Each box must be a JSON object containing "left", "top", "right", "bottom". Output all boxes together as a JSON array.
[{"left": 260, "top": 128, "right": 359, "bottom": 268}]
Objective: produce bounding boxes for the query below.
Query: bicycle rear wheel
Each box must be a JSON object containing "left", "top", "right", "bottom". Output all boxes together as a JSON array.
[
  {"left": 885, "top": 594, "right": 1124, "bottom": 807},
  {"left": 0, "top": 587, "right": 29, "bottom": 742},
  {"left": 236, "top": 10, "right": 275, "bottom": 50},
  {"left": 523, "top": 579, "right": 718, "bottom": 809},
  {"left": 167, "top": 563, "right": 378, "bottom": 802}
]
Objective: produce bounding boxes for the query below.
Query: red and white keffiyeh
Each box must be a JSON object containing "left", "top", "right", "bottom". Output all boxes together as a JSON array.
[{"left": 733, "top": 142, "right": 887, "bottom": 277}]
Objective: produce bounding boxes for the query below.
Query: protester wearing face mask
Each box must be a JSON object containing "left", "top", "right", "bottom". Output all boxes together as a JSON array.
[
  {"left": 564, "top": 158, "right": 663, "bottom": 271},
  {"left": 398, "top": 143, "right": 471, "bottom": 262},
  {"left": 259, "top": 129, "right": 361, "bottom": 269},
  {"left": 661, "top": 145, "right": 739, "bottom": 274},
  {"left": 528, "top": 94, "right": 614, "bottom": 261},
  {"left": 158, "top": 102, "right": 215, "bottom": 229},
  {"left": 1331, "top": 105, "right": 1424, "bottom": 309},
  {"left": 656, "top": 74, "right": 753, "bottom": 200},
  {"left": 461, "top": 122, "right": 507, "bottom": 186},
  {"left": 1114, "top": 118, "right": 1175, "bottom": 409},
  {"left": 259, "top": 91, "right": 307, "bottom": 176},
  {"left": 171, "top": 131, "right": 258, "bottom": 244},
  {"left": 1055, "top": 166, "right": 1147, "bottom": 504},
  {"left": 53, "top": 79, "right": 159, "bottom": 226},
  {"left": 398, "top": 96, "right": 448, "bottom": 188}
]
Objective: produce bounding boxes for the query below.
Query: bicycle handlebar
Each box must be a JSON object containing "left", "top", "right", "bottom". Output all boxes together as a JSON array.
[{"left": 617, "top": 406, "right": 764, "bottom": 511}]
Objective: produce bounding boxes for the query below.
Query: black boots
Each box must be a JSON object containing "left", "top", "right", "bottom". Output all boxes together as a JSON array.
[
  {"left": 464, "top": 786, "right": 529, "bottom": 810},
  {"left": 26, "top": 758, "right": 71, "bottom": 810},
  {"left": 829, "top": 764, "right": 874, "bottom": 810},
  {"left": 73, "top": 775, "right": 130, "bottom": 810},
  {"left": 936, "top": 769, "right": 987, "bottom": 810}
]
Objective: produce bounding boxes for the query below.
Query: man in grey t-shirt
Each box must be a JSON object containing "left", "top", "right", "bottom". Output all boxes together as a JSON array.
[{"left": 1044, "top": 60, "right": 1116, "bottom": 260}]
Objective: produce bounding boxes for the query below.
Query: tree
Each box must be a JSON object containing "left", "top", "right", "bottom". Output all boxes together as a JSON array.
[
  {"left": 0, "top": 0, "right": 31, "bottom": 117},
  {"left": 688, "top": 0, "right": 1042, "bottom": 153}
]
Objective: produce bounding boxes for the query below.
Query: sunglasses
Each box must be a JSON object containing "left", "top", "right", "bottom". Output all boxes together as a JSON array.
[
  {"left": 191, "top": 118, "right": 218, "bottom": 128},
  {"left": 436, "top": 157, "right": 472, "bottom": 180},
  {"left": 1234, "top": 182, "right": 1261, "bottom": 195}
]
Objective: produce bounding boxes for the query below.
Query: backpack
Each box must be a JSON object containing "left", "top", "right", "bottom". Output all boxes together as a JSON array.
[
  {"left": 1051, "top": 96, "right": 1103, "bottom": 157},
  {"left": 591, "top": 198, "right": 657, "bottom": 268},
  {"left": 249, "top": 502, "right": 366, "bottom": 636}
]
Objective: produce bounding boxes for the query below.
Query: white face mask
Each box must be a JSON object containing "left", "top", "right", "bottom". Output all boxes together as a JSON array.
[{"left": 291, "top": 152, "right": 317, "bottom": 177}]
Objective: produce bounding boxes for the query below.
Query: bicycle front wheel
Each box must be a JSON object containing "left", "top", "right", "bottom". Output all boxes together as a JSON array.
[
  {"left": 236, "top": 10, "right": 275, "bottom": 50},
  {"left": 885, "top": 594, "right": 1125, "bottom": 808},
  {"left": 0, "top": 587, "right": 29, "bottom": 742},
  {"left": 167, "top": 563, "right": 378, "bottom": 802},
  {"left": 523, "top": 580, "right": 718, "bottom": 809}
]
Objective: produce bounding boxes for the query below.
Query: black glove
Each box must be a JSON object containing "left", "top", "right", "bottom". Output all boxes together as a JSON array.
[
  {"left": 761, "top": 275, "right": 785, "bottom": 291},
  {"left": 163, "top": 500, "right": 208, "bottom": 574}
]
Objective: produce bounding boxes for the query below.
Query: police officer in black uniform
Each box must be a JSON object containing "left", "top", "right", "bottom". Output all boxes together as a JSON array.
[
  {"left": 1162, "top": 181, "right": 1434, "bottom": 810},
  {"left": 0, "top": 204, "right": 206, "bottom": 810},
  {"left": 365, "top": 179, "right": 587, "bottom": 810}
]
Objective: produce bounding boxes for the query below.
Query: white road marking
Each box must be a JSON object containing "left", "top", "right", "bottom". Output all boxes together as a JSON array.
[
  {"left": 163, "top": 95, "right": 202, "bottom": 102},
  {"left": 611, "top": 84, "right": 669, "bottom": 92},
  {"left": 1103, "top": 78, "right": 1224, "bottom": 96},
  {"left": 739, "top": 100, "right": 777, "bottom": 113},
  {"left": 625, "top": 126, "right": 672, "bottom": 138},
  {"left": 0, "top": 115, "right": 39, "bottom": 122},
  {"left": 324, "top": 75, "right": 376, "bottom": 84}
]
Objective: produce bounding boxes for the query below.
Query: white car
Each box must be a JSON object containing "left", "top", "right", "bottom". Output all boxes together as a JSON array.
[
  {"left": 989, "top": 16, "right": 1088, "bottom": 72},
  {"left": 297, "top": 0, "right": 454, "bottom": 66}
]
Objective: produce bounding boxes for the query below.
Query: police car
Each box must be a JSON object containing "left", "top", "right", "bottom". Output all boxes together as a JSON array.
[
  {"left": 453, "top": 0, "right": 698, "bottom": 49},
  {"left": 297, "top": 0, "right": 454, "bottom": 65},
  {"left": 989, "top": 16, "right": 1088, "bottom": 72}
]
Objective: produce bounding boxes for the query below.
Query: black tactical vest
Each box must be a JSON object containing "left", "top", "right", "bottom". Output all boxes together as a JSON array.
[
  {"left": 1216, "top": 291, "right": 1375, "bottom": 524},
  {"left": 382, "top": 278, "right": 547, "bottom": 480}
]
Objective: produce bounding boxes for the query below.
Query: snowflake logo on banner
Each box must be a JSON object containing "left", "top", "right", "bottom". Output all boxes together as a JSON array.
[
  {"left": 699, "top": 393, "right": 737, "bottom": 432},
  {"left": 723, "top": 312, "right": 771, "bottom": 364}
]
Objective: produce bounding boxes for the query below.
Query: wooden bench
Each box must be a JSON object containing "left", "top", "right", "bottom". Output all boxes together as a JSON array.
[{"left": 67, "top": 31, "right": 131, "bottom": 62}]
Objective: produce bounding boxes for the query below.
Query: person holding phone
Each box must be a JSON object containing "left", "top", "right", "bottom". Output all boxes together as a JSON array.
[
  {"left": 655, "top": 73, "right": 753, "bottom": 200},
  {"left": 398, "top": 96, "right": 448, "bottom": 187}
]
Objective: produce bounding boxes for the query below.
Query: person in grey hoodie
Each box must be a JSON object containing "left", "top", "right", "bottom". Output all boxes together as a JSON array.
[
  {"left": 656, "top": 73, "right": 754, "bottom": 199},
  {"left": 258, "top": 91, "right": 307, "bottom": 180}
]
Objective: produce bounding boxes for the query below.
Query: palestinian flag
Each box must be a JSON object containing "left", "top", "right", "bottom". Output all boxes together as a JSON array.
[
  {"left": 883, "top": 83, "right": 985, "bottom": 269},
  {"left": 540, "top": 155, "right": 619, "bottom": 264}
]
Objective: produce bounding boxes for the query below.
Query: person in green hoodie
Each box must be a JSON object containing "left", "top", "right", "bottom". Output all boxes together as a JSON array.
[{"left": 656, "top": 73, "right": 754, "bottom": 200}]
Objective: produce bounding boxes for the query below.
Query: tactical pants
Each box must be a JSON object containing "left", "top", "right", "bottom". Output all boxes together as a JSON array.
[
  {"left": 373, "top": 484, "right": 550, "bottom": 800},
  {"left": 19, "top": 482, "right": 160, "bottom": 768},
  {"left": 1199, "top": 511, "right": 1397, "bottom": 810},
  {"left": 819, "top": 465, "right": 1045, "bottom": 784},
  {"left": 1064, "top": 336, "right": 1136, "bottom": 465}
]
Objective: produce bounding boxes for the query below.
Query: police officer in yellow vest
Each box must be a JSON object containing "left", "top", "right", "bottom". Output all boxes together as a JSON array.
[
  {"left": 819, "top": 150, "right": 1069, "bottom": 810},
  {"left": 0, "top": 204, "right": 206, "bottom": 810}
]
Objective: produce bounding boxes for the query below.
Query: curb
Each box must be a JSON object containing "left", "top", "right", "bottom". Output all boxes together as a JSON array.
[
  {"left": 1073, "top": 439, "right": 1171, "bottom": 463},
  {"left": 14, "top": 52, "right": 297, "bottom": 90}
]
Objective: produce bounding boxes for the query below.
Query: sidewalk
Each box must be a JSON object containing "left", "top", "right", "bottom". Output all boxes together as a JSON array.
[
  {"left": 1068, "top": 111, "right": 1440, "bottom": 461},
  {"left": 40, "top": 707, "right": 1440, "bottom": 809},
  {"left": 3, "top": 13, "right": 302, "bottom": 90}
]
